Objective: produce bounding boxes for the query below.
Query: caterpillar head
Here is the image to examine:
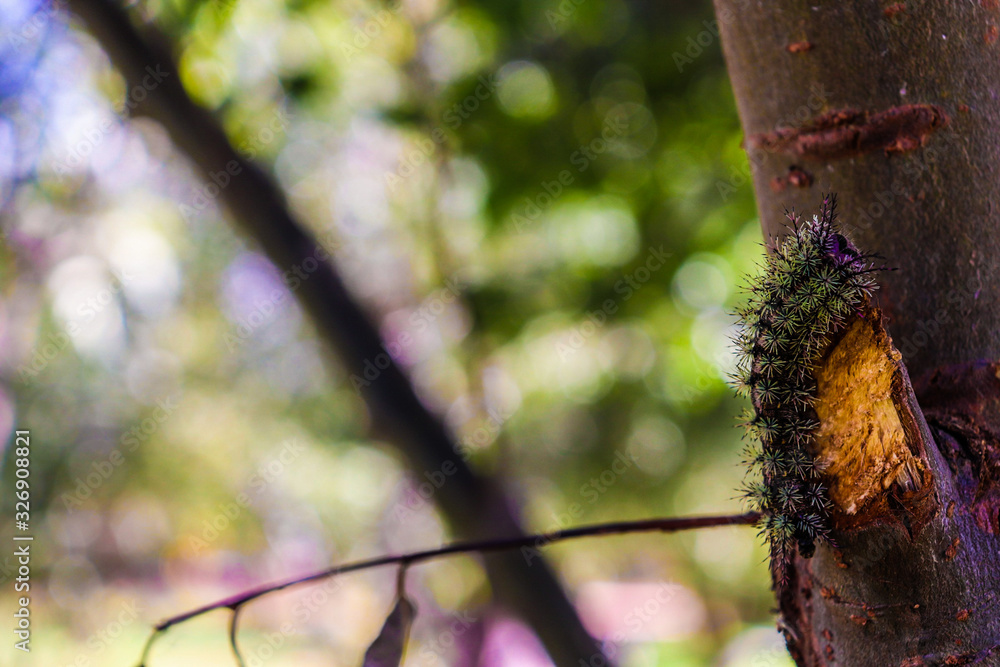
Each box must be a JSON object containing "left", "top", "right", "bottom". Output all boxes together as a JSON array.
[{"left": 827, "top": 233, "right": 860, "bottom": 264}]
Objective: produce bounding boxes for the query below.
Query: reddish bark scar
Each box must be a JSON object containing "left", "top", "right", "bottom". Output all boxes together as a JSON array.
[
  {"left": 787, "top": 41, "right": 813, "bottom": 53},
  {"left": 747, "top": 104, "right": 949, "bottom": 160},
  {"left": 987, "top": 26, "right": 999, "bottom": 44},
  {"left": 944, "top": 537, "right": 961, "bottom": 560},
  {"left": 770, "top": 165, "right": 814, "bottom": 192},
  {"left": 947, "top": 500, "right": 956, "bottom": 517},
  {"left": 956, "top": 608, "right": 971, "bottom": 621},
  {"left": 883, "top": 3, "right": 906, "bottom": 18},
  {"left": 849, "top": 614, "right": 869, "bottom": 626},
  {"left": 787, "top": 166, "right": 812, "bottom": 187}
]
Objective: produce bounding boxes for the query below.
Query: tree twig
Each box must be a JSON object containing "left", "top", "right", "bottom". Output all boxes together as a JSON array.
[
  {"left": 228, "top": 607, "right": 246, "bottom": 667},
  {"left": 61, "top": 0, "right": 616, "bottom": 663},
  {"left": 137, "top": 512, "right": 758, "bottom": 664}
]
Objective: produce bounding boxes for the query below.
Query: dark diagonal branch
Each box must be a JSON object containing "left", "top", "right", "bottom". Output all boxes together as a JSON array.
[
  {"left": 63, "top": 1, "right": 610, "bottom": 664},
  {"left": 138, "top": 512, "right": 760, "bottom": 665}
]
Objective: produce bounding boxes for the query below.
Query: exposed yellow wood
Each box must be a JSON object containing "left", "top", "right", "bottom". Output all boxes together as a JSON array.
[{"left": 812, "top": 311, "right": 925, "bottom": 515}]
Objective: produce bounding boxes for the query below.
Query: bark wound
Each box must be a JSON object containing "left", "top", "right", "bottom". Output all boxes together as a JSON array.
[
  {"left": 914, "top": 362, "right": 1000, "bottom": 534},
  {"left": 747, "top": 104, "right": 949, "bottom": 160},
  {"left": 811, "top": 309, "right": 935, "bottom": 532},
  {"left": 883, "top": 3, "right": 906, "bottom": 18},
  {"left": 771, "top": 165, "right": 814, "bottom": 192}
]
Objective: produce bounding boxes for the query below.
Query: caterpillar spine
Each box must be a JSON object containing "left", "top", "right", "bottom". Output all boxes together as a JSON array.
[{"left": 732, "top": 195, "right": 881, "bottom": 578}]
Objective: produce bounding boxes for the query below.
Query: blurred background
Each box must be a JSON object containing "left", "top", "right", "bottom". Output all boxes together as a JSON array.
[{"left": 0, "top": 0, "right": 795, "bottom": 664}]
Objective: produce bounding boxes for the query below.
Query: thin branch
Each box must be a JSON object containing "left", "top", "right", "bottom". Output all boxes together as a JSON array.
[
  {"left": 228, "top": 607, "right": 246, "bottom": 667},
  {"left": 61, "top": 1, "right": 611, "bottom": 664},
  {"left": 137, "top": 627, "right": 163, "bottom": 667},
  {"left": 137, "top": 511, "right": 758, "bottom": 662},
  {"left": 395, "top": 562, "right": 408, "bottom": 598}
]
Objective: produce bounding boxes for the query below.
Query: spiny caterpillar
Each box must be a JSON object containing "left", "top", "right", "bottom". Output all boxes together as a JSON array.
[{"left": 732, "top": 195, "right": 882, "bottom": 578}]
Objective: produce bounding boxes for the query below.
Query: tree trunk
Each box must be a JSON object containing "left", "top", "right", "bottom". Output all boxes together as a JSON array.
[
  {"left": 714, "top": 2, "right": 1000, "bottom": 665},
  {"left": 64, "top": 2, "right": 607, "bottom": 664}
]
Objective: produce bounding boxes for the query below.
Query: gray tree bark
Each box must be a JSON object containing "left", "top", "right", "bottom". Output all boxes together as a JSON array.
[{"left": 714, "top": 2, "right": 1000, "bottom": 665}]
